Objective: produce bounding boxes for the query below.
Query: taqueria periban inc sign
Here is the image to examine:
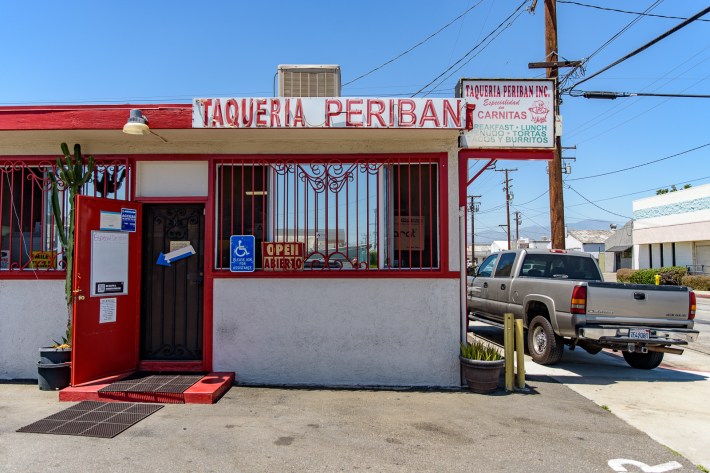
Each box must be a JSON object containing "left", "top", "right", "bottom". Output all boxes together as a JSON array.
[{"left": 456, "top": 78, "right": 556, "bottom": 148}]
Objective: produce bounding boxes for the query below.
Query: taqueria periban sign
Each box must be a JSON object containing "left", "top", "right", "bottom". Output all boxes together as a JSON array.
[{"left": 193, "top": 97, "right": 469, "bottom": 129}]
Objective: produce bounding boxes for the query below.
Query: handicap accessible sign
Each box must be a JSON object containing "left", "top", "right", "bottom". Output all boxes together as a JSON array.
[{"left": 230, "top": 235, "right": 255, "bottom": 272}]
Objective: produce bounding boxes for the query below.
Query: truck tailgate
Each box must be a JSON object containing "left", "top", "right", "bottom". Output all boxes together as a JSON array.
[{"left": 586, "top": 282, "right": 691, "bottom": 323}]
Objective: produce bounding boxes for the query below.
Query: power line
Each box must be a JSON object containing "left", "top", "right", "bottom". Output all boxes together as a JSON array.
[
  {"left": 558, "top": 1, "right": 710, "bottom": 23},
  {"left": 423, "top": 6, "right": 529, "bottom": 96},
  {"left": 565, "top": 175, "right": 710, "bottom": 208},
  {"left": 567, "top": 142, "right": 710, "bottom": 181},
  {"left": 343, "top": 1, "right": 486, "bottom": 88},
  {"left": 565, "top": 46, "right": 710, "bottom": 140},
  {"left": 411, "top": 0, "right": 530, "bottom": 97},
  {"left": 569, "top": 90, "right": 710, "bottom": 99},
  {"left": 581, "top": 1, "right": 662, "bottom": 63},
  {"left": 560, "top": 0, "right": 664, "bottom": 90},
  {"left": 565, "top": 185, "right": 632, "bottom": 219},
  {"left": 568, "top": 5, "right": 710, "bottom": 91}
]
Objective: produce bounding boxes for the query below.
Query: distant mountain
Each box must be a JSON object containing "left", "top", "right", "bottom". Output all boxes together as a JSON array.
[{"left": 473, "top": 219, "right": 623, "bottom": 244}]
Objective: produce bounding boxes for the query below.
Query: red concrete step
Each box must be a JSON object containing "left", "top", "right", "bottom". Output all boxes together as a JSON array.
[{"left": 59, "top": 372, "right": 234, "bottom": 404}]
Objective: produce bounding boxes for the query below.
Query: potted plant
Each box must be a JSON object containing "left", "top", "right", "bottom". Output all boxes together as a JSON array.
[
  {"left": 459, "top": 338, "right": 505, "bottom": 393},
  {"left": 37, "top": 143, "right": 94, "bottom": 390}
]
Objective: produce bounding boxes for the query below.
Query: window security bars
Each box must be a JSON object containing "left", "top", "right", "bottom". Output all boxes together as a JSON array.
[
  {"left": 0, "top": 159, "right": 131, "bottom": 272},
  {"left": 215, "top": 157, "right": 440, "bottom": 272}
]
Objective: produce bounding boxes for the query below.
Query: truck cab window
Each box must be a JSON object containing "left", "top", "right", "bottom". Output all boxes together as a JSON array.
[
  {"left": 494, "top": 252, "right": 516, "bottom": 278},
  {"left": 477, "top": 254, "right": 498, "bottom": 277}
]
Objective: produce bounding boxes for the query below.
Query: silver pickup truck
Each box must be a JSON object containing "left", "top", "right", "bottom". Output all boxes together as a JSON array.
[{"left": 468, "top": 249, "right": 699, "bottom": 369}]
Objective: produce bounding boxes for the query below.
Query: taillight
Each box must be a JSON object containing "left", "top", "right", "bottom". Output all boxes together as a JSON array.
[
  {"left": 571, "top": 285, "right": 587, "bottom": 314},
  {"left": 689, "top": 291, "right": 696, "bottom": 320}
]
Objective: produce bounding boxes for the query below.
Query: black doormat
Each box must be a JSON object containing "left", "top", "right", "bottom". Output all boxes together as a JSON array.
[
  {"left": 98, "top": 374, "right": 204, "bottom": 394},
  {"left": 16, "top": 401, "right": 163, "bottom": 438}
]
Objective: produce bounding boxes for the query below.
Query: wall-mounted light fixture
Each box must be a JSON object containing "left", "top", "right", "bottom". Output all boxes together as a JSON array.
[
  {"left": 122, "top": 109, "right": 167, "bottom": 142},
  {"left": 122, "top": 109, "right": 150, "bottom": 135}
]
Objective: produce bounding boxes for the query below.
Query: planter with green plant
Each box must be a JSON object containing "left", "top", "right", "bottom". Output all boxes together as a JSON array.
[
  {"left": 36, "top": 143, "right": 94, "bottom": 390},
  {"left": 459, "top": 338, "right": 505, "bottom": 393}
]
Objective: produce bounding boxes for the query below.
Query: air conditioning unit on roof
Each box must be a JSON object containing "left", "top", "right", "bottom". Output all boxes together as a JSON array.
[{"left": 278, "top": 65, "right": 341, "bottom": 97}]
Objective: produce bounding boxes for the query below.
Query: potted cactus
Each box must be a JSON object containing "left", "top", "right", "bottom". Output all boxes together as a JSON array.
[
  {"left": 37, "top": 143, "right": 94, "bottom": 390},
  {"left": 459, "top": 338, "right": 505, "bottom": 394}
]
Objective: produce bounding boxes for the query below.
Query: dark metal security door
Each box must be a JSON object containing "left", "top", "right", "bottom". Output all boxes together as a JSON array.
[{"left": 141, "top": 204, "right": 204, "bottom": 361}]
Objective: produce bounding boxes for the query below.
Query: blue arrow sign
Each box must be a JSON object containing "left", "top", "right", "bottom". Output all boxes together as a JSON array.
[{"left": 156, "top": 245, "right": 196, "bottom": 266}]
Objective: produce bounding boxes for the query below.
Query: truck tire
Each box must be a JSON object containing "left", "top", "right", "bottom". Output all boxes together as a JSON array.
[
  {"left": 527, "top": 315, "right": 564, "bottom": 365},
  {"left": 622, "top": 351, "right": 664, "bottom": 370}
]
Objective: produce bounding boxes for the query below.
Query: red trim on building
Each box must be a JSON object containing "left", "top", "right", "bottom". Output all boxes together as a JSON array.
[
  {"left": 0, "top": 104, "right": 192, "bottom": 130},
  {"left": 211, "top": 271, "right": 461, "bottom": 279},
  {"left": 437, "top": 152, "right": 450, "bottom": 272},
  {"left": 459, "top": 148, "right": 554, "bottom": 161},
  {"left": 203, "top": 162, "right": 216, "bottom": 373}
]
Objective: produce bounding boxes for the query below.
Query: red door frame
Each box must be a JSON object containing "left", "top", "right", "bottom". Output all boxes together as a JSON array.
[
  {"left": 135, "top": 196, "right": 212, "bottom": 373},
  {"left": 71, "top": 196, "right": 143, "bottom": 385}
]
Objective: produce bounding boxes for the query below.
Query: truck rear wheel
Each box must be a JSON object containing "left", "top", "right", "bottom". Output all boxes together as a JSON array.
[
  {"left": 527, "top": 316, "right": 564, "bottom": 365},
  {"left": 622, "top": 351, "right": 664, "bottom": 369}
]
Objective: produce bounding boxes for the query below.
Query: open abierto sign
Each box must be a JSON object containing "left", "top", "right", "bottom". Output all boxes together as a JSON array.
[{"left": 262, "top": 242, "right": 304, "bottom": 271}]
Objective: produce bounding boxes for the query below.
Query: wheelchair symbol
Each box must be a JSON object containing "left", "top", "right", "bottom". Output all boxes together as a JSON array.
[{"left": 234, "top": 239, "right": 250, "bottom": 258}]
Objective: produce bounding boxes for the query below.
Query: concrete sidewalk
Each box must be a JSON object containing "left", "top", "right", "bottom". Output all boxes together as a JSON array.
[{"left": 0, "top": 380, "right": 700, "bottom": 472}]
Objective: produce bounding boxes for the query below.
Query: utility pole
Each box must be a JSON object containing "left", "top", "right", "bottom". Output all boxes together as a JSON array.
[
  {"left": 468, "top": 195, "right": 480, "bottom": 266},
  {"left": 545, "top": 0, "right": 566, "bottom": 249},
  {"left": 514, "top": 211, "right": 522, "bottom": 243},
  {"left": 496, "top": 168, "right": 517, "bottom": 250}
]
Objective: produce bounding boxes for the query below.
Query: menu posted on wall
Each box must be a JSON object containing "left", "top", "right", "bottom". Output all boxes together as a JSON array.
[{"left": 457, "top": 79, "right": 556, "bottom": 149}]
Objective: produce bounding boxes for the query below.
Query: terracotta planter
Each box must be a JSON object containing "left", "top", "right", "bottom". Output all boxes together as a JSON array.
[{"left": 459, "top": 355, "right": 505, "bottom": 393}]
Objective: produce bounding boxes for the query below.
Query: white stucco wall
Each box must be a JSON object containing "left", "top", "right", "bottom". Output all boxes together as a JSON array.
[
  {"left": 136, "top": 161, "right": 209, "bottom": 197},
  {"left": 0, "top": 280, "right": 67, "bottom": 379},
  {"left": 213, "top": 278, "right": 460, "bottom": 387}
]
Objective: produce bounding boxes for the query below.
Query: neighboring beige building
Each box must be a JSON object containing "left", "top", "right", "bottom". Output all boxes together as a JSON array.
[{"left": 633, "top": 184, "right": 710, "bottom": 273}]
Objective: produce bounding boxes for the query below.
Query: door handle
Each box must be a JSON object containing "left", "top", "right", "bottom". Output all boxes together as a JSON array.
[
  {"left": 633, "top": 292, "right": 646, "bottom": 300},
  {"left": 500, "top": 284, "right": 506, "bottom": 290},
  {"left": 483, "top": 282, "right": 488, "bottom": 289}
]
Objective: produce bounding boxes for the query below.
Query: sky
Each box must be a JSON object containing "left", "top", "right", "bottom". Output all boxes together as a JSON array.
[{"left": 1, "top": 0, "right": 708, "bottom": 242}]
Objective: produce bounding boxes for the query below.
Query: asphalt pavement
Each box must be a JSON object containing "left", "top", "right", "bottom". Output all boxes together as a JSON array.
[
  {"left": 469, "top": 293, "right": 710, "bottom": 472},
  {"left": 0, "top": 377, "right": 702, "bottom": 473},
  {"left": 1, "top": 287, "right": 706, "bottom": 472}
]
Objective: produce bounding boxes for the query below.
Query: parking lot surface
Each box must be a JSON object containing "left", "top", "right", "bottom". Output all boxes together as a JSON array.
[{"left": 0, "top": 379, "right": 700, "bottom": 473}]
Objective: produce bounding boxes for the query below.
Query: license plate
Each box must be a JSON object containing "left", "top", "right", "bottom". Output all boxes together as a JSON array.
[{"left": 629, "top": 329, "right": 650, "bottom": 340}]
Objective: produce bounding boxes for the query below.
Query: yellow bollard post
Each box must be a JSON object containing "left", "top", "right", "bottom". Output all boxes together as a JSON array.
[
  {"left": 655, "top": 274, "right": 660, "bottom": 285},
  {"left": 504, "top": 313, "right": 515, "bottom": 392},
  {"left": 515, "top": 319, "right": 525, "bottom": 389}
]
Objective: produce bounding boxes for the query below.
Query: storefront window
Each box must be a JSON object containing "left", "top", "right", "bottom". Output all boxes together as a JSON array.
[
  {"left": 0, "top": 164, "right": 55, "bottom": 270},
  {"left": 215, "top": 157, "right": 440, "bottom": 272},
  {"left": 0, "top": 159, "right": 130, "bottom": 272}
]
